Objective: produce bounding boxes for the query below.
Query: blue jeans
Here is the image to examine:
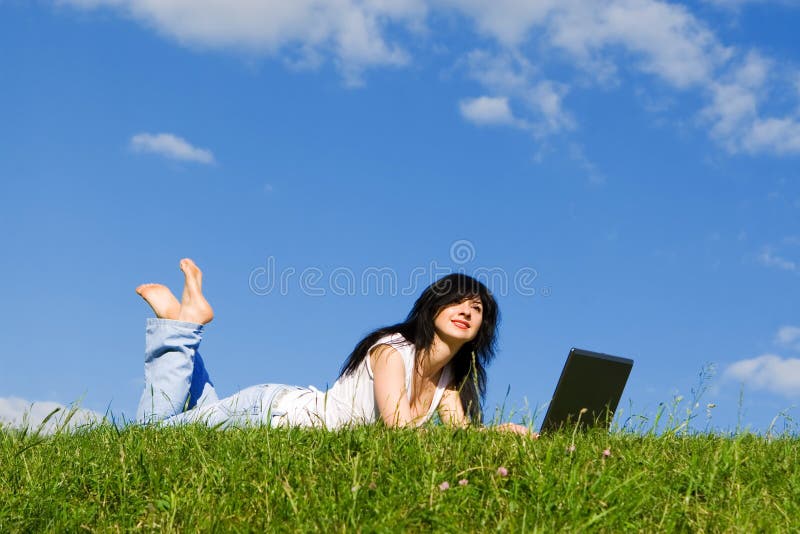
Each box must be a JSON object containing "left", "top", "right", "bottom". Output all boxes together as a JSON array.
[{"left": 136, "top": 318, "right": 292, "bottom": 427}]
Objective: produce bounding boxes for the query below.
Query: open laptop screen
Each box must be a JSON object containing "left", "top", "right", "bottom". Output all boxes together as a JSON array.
[{"left": 539, "top": 348, "right": 633, "bottom": 433}]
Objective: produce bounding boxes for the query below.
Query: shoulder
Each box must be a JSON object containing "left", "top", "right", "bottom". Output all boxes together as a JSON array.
[
  {"left": 368, "top": 333, "right": 413, "bottom": 362},
  {"left": 369, "top": 342, "right": 403, "bottom": 361},
  {"left": 373, "top": 332, "right": 412, "bottom": 349},
  {"left": 367, "top": 333, "right": 413, "bottom": 380}
]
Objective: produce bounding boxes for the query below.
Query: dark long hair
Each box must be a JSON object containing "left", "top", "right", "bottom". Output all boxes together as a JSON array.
[{"left": 339, "top": 273, "right": 500, "bottom": 424}]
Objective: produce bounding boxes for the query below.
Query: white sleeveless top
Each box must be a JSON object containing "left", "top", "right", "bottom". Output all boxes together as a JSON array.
[{"left": 275, "top": 333, "right": 452, "bottom": 429}]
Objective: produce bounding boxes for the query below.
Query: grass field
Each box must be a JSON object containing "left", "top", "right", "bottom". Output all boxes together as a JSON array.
[{"left": 2, "top": 417, "right": 799, "bottom": 532}]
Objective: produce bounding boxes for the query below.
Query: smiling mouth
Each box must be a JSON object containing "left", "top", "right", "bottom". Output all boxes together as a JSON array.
[{"left": 452, "top": 320, "right": 469, "bottom": 329}]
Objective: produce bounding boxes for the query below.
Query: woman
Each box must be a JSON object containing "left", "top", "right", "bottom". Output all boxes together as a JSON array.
[{"left": 135, "top": 258, "right": 532, "bottom": 435}]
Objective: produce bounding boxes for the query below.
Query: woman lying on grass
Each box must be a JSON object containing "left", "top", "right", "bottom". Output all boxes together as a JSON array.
[{"left": 135, "top": 258, "right": 533, "bottom": 436}]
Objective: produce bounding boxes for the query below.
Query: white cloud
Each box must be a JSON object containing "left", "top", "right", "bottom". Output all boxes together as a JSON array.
[
  {"left": 526, "top": 80, "right": 573, "bottom": 134},
  {"left": 436, "top": 0, "right": 557, "bottom": 47},
  {"left": 445, "top": 1, "right": 729, "bottom": 88},
  {"left": 60, "top": 0, "right": 800, "bottom": 154},
  {"left": 723, "top": 325, "right": 800, "bottom": 398},
  {"left": 459, "top": 96, "right": 516, "bottom": 126},
  {"left": 556, "top": 1, "right": 727, "bottom": 88},
  {"left": 0, "top": 397, "right": 103, "bottom": 433},
  {"left": 741, "top": 117, "right": 800, "bottom": 155},
  {"left": 463, "top": 49, "right": 537, "bottom": 94},
  {"left": 130, "top": 132, "right": 215, "bottom": 164},
  {"left": 702, "top": 52, "right": 800, "bottom": 155},
  {"left": 462, "top": 50, "right": 573, "bottom": 136},
  {"left": 447, "top": 1, "right": 798, "bottom": 154},
  {"left": 776, "top": 326, "right": 800, "bottom": 350},
  {"left": 58, "top": 0, "right": 425, "bottom": 85},
  {"left": 724, "top": 355, "right": 800, "bottom": 397},
  {"left": 758, "top": 247, "right": 798, "bottom": 272}
]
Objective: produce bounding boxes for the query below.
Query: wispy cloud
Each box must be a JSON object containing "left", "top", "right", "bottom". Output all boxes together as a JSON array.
[
  {"left": 61, "top": 1, "right": 800, "bottom": 154},
  {"left": 450, "top": 2, "right": 799, "bottom": 155},
  {"left": 776, "top": 325, "right": 800, "bottom": 351},
  {"left": 130, "top": 133, "right": 215, "bottom": 164},
  {"left": 568, "top": 143, "right": 605, "bottom": 185},
  {"left": 0, "top": 397, "right": 102, "bottom": 433},
  {"left": 702, "top": 52, "right": 800, "bottom": 155},
  {"left": 461, "top": 50, "right": 573, "bottom": 137},
  {"left": 758, "top": 247, "right": 797, "bottom": 272},
  {"left": 58, "top": 0, "right": 422, "bottom": 86}
]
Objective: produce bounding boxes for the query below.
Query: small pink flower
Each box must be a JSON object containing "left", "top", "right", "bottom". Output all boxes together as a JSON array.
[
  {"left": 567, "top": 444, "right": 576, "bottom": 453},
  {"left": 602, "top": 448, "right": 611, "bottom": 458},
  {"left": 438, "top": 481, "right": 450, "bottom": 491},
  {"left": 458, "top": 479, "right": 468, "bottom": 486},
  {"left": 496, "top": 466, "right": 509, "bottom": 477}
]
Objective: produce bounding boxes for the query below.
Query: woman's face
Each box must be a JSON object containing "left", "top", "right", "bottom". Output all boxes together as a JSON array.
[{"left": 433, "top": 296, "right": 484, "bottom": 344}]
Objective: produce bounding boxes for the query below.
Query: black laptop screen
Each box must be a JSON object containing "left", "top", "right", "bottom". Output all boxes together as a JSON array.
[{"left": 539, "top": 348, "right": 633, "bottom": 433}]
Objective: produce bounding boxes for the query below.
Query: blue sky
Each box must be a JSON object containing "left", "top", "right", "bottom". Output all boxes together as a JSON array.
[{"left": 2, "top": 0, "right": 799, "bottom": 433}]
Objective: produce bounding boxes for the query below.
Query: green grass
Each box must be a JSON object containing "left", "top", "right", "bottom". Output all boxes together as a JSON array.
[{"left": 2, "top": 423, "right": 799, "bottom": 532}]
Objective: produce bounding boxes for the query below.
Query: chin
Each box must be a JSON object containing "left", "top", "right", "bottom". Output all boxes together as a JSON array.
[
  {"left": 448, "top": 328, "right": 477, "bottom": 341},
  {"left": 435, "top": 322, "right": 478, "bottom": 344}
]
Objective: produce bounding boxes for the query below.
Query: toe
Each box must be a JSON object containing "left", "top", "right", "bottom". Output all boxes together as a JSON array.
[
  {"left": 180, "top": 258, "right": 200, "bottom": 275},
  {"left": 136, "top": 283, "right": 151, "bottom": 295}
]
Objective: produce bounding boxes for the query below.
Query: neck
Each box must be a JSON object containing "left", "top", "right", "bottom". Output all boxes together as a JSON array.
[{"left": 418, "top": 333, "right": 465, "bottom": 378}]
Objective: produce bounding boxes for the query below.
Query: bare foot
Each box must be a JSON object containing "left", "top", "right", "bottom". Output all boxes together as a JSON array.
[
  {"left": 177, "top": 258, "right": 214, "bottom": 325},
  {"left": 136, "top": 283, "right": 181, "bottom": 320}
]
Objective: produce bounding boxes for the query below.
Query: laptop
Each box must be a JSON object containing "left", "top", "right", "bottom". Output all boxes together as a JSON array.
[{"left": 539, "top": 348, "right": 633, "bottom": 433}]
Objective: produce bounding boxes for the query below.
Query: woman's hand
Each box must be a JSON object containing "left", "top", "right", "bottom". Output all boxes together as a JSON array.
[{"left": 494, "top": 422, "right": 539, "bottom": 438}]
